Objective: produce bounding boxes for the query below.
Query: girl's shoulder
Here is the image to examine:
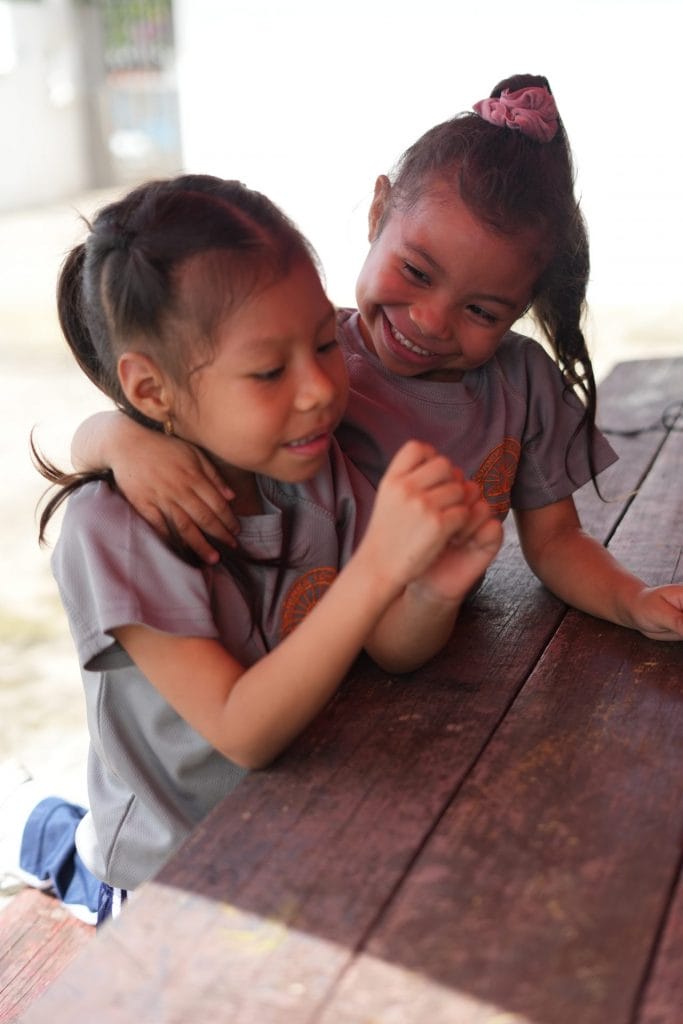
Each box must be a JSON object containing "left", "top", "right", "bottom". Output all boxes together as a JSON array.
[
  {"left": 59, "top": 477, "right": 129, "bottom": 533},
  {"left": 495, "top": 329, "right": 554, "bottom": 367},
  {"left": 492, "top": 330, "right": 564, "bottom": 396},
  {"left": 54, "top": 478, "right": 187, "bottom": 577}
]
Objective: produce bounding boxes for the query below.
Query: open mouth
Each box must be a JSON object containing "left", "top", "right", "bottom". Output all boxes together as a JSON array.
[
  {"left": 285, "top": 430, "right": 328, "bottom": 448},
  {"left": 283, "top": 425, "right": 335, "bottom": 456},
  {"left": 389, "top": 322, "right": 433, "bottom": 357}
]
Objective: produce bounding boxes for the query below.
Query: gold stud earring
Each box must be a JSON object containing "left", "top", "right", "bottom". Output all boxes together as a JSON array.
[{"left": 163, "top": 417, "right": 174, "bottom": 437}]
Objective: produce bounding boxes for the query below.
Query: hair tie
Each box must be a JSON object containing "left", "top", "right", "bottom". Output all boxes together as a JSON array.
[
  {"left": 473, "top": 86, "right": 559, "bottom": 143},
  {"left": 113, "top": 227, "right": 136, "bottom": 251},
  {"left": 97, "top": 217, "right": 136, "bottom": 253}
]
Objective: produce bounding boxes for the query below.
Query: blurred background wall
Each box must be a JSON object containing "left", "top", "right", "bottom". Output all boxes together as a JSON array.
[{"left": 2, "top": 0, "right": 682, "bottom": 318}]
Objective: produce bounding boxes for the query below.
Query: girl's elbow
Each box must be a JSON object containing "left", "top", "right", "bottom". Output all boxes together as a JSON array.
[
  {"left": 367, "top": 647, "right": 434, "bottom": 675},
  {"left": 218, "top": 737, "right": 279, "bottom": 772}
]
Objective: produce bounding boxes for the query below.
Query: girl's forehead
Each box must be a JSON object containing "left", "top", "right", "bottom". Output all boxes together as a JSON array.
[
  {"left": 394, "top": 184, "right": 489, "bottom": 233},
  {"left": 392, "top": 184, "right": 548, "bottom": 268},
  {"left": 216, "top": 261, "right": 334, "bottom": 349}
]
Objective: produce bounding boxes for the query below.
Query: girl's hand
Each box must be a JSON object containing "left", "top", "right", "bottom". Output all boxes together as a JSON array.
[
  {"left": 72, "top": 411, "right": 239, "bottom": 563},
  {"left": 359, "top": 441, "right": 489, "bottom": 593},
  {"left": 111, "top": 432, "right": 240, "bottom": 564},
  {"left": 626, "top": 585, "right": 683, "bottom": 641},
  {"left": 415, "top": 511, "right": 504, "bottom": 603}
]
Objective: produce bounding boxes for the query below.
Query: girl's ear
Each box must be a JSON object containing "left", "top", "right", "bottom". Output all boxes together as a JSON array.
[
  {"left": 368, "top": 175, "right": 392, "bottom": 242},
  {"left": 117, "top": 351, "right": 174, "bottom": 425}
]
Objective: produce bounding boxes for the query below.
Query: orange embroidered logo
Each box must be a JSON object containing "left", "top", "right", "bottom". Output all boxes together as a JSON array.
[
  {"left": 280, "top": 567, "right": 337, "bottom": 639},
  {"left": 472, "top": 437, "right": 521, "bottom": 514}
]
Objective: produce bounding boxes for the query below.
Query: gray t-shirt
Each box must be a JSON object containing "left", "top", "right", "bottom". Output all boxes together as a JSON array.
[
  {"left": 52, "top": 440, "right": 373, "bottom": 890},
  {"left": 335, "top": 309, "right": 617, "bottom": 516}
]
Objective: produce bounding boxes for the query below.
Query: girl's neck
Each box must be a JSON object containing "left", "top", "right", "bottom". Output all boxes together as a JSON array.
[{"left": 218, "top": 462, "right": 263, "bottom": 516}]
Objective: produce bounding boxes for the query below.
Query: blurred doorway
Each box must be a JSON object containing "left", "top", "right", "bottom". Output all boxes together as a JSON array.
[{"left": 82, "top": 0, "right": 182, "bottom": 186}]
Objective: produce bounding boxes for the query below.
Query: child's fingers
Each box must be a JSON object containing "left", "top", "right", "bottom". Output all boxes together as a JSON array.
[
  {"left": 155, "top": 502, "right": 232, "bottom": 564},
  {"left": 466, "top": 516, "right": 504, "bottom": 556},
  {"left": 176, "top": 487, "right": 240, "bottom": 542},
  {"left": 192, "top": 453, "right": 240, "bottom": 532},
  {"left": 133, "top": 503, "right": 227, "bottom": 567},
  {"left": 446, "top": 498, "right": 496, "bottom": 544},
  {"left": 384, "top": 439, "right": 439, "bottom": 477},
  {"left": 172, "top": 499, "right": 240, "bottom": 556},
  {"left": 404, "top": 457, "right": 466, "bottom": 495},
  {"left": 176, "top": 523, "right": 221, "bottom": 565},
  {"left": 411, "top": 475, "right": 479, "bottom": 516},
  {"left": 194, "top": 449, "right": 238, "bottom": 504},
  {"left": 462, "top": 479, "right": 483, "bottom": 506}
]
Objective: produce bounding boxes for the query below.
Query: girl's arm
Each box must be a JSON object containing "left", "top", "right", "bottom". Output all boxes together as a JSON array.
[
  {"left": 114, "top": 442, "right": 480, "bottom": 769},
  {"left": 365, "top": 494, "right": 503, "bottom": 672},
  {"left": 72, "top": 411, "right": 238, "bottom": 563},
  {"left": 515, "top": 498, "right": 683, "bottom": 641}
]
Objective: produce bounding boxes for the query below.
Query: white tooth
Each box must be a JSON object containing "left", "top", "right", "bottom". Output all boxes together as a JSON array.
[
  {"left": 289, "top": 432, "right": 318, "bottom": 447},
  {"left": 391, "top": 324, "right": 431, "bottom": 356}
]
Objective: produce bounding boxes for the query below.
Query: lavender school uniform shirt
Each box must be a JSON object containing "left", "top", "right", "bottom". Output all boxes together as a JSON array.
[
  {"left": 52, "top": 440, "right": 373, "bottom": 891},
  {"left": 336, "top": 309, "right": 617, "bottom": 515}
]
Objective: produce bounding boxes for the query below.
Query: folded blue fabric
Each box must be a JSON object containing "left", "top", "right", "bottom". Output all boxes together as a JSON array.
[{"left": 19, "top": 796, "right": 100, "bottom": 923}]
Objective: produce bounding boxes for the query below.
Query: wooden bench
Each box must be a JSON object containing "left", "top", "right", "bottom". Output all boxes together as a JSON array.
[
  {"left": 17, "top": 357, "right": 683, "bottom": 1024},
  {"left": 0, "top": 890, "right": 92, "bottom": 1024}
]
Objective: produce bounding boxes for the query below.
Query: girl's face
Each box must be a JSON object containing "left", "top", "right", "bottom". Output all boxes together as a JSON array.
[
  {"left": 355, "top": 177, "right": 545, "bottom": 381},
  {"left": 173, "top": 260, "right": 348, "bottom": 485}
]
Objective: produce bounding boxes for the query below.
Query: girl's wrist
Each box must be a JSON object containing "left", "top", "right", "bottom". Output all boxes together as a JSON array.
[{"left": 405, "top": 579, "right": 461, "bottom": 611}]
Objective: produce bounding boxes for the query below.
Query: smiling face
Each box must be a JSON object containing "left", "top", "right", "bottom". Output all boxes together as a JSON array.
[
  {"left": 171, "top": 259, "right": 348, "bottom": 487},
  {"left": 355, "top": 176, "right": 546, "bottom": 381}
]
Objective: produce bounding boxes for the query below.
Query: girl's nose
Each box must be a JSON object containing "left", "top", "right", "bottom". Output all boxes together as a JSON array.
[
  {"left": 295, "top": 361, "right": 337, "bottom": 410},
  {"left": 410, "top": 301, "right": 451, "bottom": 342}
]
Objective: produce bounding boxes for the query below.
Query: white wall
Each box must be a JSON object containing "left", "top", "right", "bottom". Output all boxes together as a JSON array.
[
  {"left": 0, "top": 0, "right": 90, "bottom": 211},
  {"left": 173, "top": 0, "right": 683, "bottom": 374}
]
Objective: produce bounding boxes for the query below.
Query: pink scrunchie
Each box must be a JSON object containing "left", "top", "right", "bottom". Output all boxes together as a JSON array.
[{"left": 473, "top": 86, "right": 559, "bottom": 143}]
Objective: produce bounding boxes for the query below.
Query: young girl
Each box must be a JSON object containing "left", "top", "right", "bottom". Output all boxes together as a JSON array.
[
  {"left": 24, "top": 174, "right": 502, "bottom": 922},
  {"left": 71, "top": 75, "right": 683, "bottom": 641}
]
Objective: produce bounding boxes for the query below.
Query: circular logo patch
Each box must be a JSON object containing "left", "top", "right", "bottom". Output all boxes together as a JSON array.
[
  {"left": 472, "top": 437, "right": 521, "bottom": 514},
  {"left": 280, "top": 566, "right": 338, "bottom": 639}
]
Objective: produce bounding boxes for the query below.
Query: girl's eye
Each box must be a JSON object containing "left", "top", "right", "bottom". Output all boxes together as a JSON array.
[
  {"left": 403, "top": 261, "right": 430, "bottom": 285},
  {"left": 317, "top": 338, "right": 339, "bottom": 355},
  {"left": 252, "top": 366, "right": 284, "bottom": 382},
  {"left": 467, "top": 304, "right": 498, "bottom": 325}
]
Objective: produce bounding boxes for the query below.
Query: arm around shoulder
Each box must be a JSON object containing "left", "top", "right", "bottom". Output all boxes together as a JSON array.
[{"left": 72, "top": 410, "right": 239, "bottom": 562}]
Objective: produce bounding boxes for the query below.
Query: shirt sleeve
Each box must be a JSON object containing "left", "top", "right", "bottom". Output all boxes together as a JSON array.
[
  {"left": 52, "top": 481, "right": 219, "bottom": 672},
  {"left": 510, "top": 340, "right": 618, "bottom": 509}
]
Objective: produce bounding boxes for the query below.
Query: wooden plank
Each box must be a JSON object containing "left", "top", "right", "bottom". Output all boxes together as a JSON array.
[
  {"left": 575, "top": 355, "right": 682, "bottom": 538},
  {"left": 319, "top": 428, "right": 683, "bottom": 1024},
  {"left": 0, "top": 890, "right": 92, "bottom": 1024},
  {"left": 20, "top": 358, "right": 683, "bottom": 1024},
  {"left": 637, "top": 864, "right": 683, "bottom": 1024}
]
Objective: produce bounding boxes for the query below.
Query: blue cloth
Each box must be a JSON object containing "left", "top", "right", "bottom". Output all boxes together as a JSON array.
[
  {"left": 19, "top": 796, "right": 101, "bottom": 925},
  {"left": 97, "top": 882, "right": 128, "bottom": 926}
]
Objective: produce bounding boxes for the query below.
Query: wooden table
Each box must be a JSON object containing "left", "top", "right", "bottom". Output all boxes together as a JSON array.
[{"left": 22, "top": 358, "right": 683, "bottom": 1024}]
